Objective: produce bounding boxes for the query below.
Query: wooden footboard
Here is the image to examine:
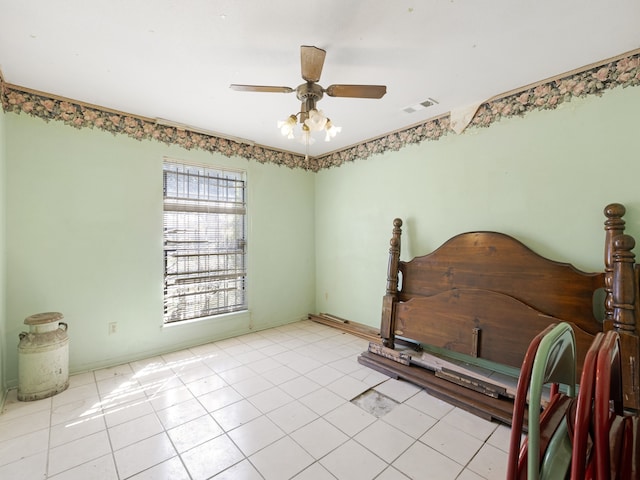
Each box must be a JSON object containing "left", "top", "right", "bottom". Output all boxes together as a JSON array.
[
  {"left": 394, "top": 289, "right": 596, "bottom": 374},
  {"left": 363, "top": 203, "right": 640, "bottom": 421}
]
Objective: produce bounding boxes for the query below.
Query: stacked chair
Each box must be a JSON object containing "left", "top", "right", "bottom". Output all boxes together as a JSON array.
[{"left": 507, "top": 323, "right": 639, "bottom": 479}]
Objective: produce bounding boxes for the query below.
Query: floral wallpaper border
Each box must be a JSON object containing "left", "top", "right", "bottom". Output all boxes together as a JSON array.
[{"left": 2, "top": 52, "right": 639, "bottom": 172}]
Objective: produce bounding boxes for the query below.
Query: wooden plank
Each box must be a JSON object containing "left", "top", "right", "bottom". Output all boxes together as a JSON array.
[
  {"left": 368, "top": 342, "right": 411, "bottom": 365},
  {"left": 411, "top": 351, "right": 517, "bottom": 398},
  {"left": 310, "top": 313, "right": 423, "bottom": 351},
  {"left": 308, "top": 313, "right": 381, "bottom": 342},
  {"left": 358, "top": 351, "right": 521, "bottom": 426},
  {"left": 435, "top": 368, "right": 506, "bottom": 399}
]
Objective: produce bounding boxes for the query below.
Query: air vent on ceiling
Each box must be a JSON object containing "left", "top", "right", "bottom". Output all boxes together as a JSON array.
[{"left": 403, "top": 98, "right": 439, "bottom": 113}]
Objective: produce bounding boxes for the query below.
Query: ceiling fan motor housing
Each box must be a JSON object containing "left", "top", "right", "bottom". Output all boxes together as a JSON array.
[{"left": 296, "top": 82, "right": 324, "bottom": 122}]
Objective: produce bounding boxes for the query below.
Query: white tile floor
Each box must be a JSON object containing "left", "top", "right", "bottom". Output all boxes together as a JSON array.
[{"left": 0, "top": 320, "right": 510, "bottom": 479}]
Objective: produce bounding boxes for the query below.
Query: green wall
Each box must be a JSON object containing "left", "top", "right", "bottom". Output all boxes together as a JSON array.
[
  {"left": 4, "top": 114, "right": 316, "bottom": 386},
  {"left": 2, "top": 83, "right": 639, "bottom": 394},
  {"left": 0, "top": 107, "right": 6, "bottom": 403},
  {"left": 315, "top": 86, "right": 640, "bottom": 327}
]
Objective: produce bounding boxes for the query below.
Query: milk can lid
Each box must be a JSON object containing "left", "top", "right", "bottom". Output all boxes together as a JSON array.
[{"left": 24, "top": 312, "right": 64, "bottom": 325}]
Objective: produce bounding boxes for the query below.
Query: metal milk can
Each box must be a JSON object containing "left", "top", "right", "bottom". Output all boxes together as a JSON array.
[{"left": 17, "top": 312, "right": 69, "bottom": 401}]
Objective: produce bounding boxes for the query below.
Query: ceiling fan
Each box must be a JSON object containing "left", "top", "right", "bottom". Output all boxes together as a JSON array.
[{"left": 230, "top": 45, "right": 386, "bottom": 142}]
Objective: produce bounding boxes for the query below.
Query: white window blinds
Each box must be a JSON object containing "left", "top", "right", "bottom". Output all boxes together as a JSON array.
[{"left": 163, "top": 161, "right": 247, "bottom": 323}]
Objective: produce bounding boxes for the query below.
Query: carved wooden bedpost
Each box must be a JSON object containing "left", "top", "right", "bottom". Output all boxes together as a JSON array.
[
  {"left": 604, "top": 203, "right": 627, "bottom": 329},
  {"left": 612, "top": 233, "right": 640, "bottom": 411},
  {"left": 380, "top": 218, "right": 402, "bottom": 348}
]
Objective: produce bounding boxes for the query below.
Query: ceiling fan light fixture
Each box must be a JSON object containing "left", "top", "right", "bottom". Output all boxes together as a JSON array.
[
  {"left": 299, "top": 123, "right": 316, "bottom": 145},
  {"left": 303, "top": 109, "right": 327, "bottom": 132},
  {"left": 277, "top": 114, "right": 297, "bottom": 138},
  {"left": 277, "top": 109, "right": 340, "bottom": 144},
  {"left": 324, "top": 119, "right": 341, "bottom": 142}
]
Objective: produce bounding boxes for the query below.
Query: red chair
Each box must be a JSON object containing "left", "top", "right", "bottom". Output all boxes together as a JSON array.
[
  {"left": 569, "top": 331, "right": 604, "bottom": 479},
  {"left": 593, "top": 330, "right": 639, "bottom": 479}
]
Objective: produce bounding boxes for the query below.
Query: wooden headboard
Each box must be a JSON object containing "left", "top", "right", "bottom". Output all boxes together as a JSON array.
[{"left": 359, "top": 203, "right": 639, "bottom": 423}]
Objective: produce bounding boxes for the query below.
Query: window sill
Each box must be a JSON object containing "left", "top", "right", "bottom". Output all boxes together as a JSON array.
[{"left": 162, "top": 309, "right": 249, "bottom": 329}]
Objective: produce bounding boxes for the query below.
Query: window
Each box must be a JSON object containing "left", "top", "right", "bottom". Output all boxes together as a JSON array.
[{"left": 163, "top": 160, "right": 247, "bottom": 323}]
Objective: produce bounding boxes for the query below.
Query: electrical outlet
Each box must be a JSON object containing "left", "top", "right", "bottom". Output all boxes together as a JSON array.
[{"left": 108, "top": 322, "right": 117, "bottom": 335}]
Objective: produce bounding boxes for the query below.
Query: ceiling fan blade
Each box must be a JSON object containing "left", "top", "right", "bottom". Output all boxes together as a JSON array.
[
  {"left": 229, "top": 84, "right": 294, "bottom": 93},
  {"left": 325, "top": 84, "right": 387, "bottom": 99},
  {"left": 300, "top": 45, "right": 326, "bottom": 83}
]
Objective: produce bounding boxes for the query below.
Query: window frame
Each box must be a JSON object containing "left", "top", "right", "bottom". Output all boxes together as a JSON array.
[{"left": 162, "top": 158, "right": 248, "bottom": 324}]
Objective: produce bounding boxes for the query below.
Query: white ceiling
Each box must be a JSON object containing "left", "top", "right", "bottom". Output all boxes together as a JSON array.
[{"left": 1, "top": 1, "right": 639, "bottom": 157}]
